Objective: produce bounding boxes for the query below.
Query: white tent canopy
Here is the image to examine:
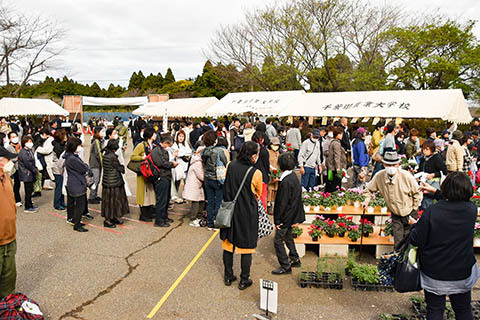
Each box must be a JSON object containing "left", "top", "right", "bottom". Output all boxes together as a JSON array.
[
  {"left": 82, "top": 96, "right": 148, "bottom": 106},
  {"left": 0, "top": 98, "right": 69, "bottom": 117},
  {"left": 133, "top": 97, "right": 219, "bottom": 117},
  {"left": 279, "top": 89, "right": 472, "bottom": 124},
  {"left": 206, "top": 90, "right": 305, "bottom": 116}
]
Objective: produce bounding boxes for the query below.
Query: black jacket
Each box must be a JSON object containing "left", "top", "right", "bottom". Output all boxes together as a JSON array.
[
  {"left": 52, "top": 140, "right": 65, "bottom": 158},
  {"left": 18, "top": 148, "right": 37, "bottom": 182},
  {"left": 89, "top": 138, "right": 103, "bottom": 169},
  {"left": 340, "top": 125, "right": 351, "bottom": 152},
  {"left": 65, "top": 152, "right": 89, "bottom": 197},
  {"left": 418, "top": 153, "right": 448, "bottom": 178},
  {"left": 410, "top": 200, "right": 477, "bottom": 281},
  {"left": 273, "top": 172, "right": 305, "bottom": 227},
  {"left": 102, "top": 150, "right": 125, "bottom": 188},
  {"left": 202, "top": 146, "right": 227, "bottom": 181},
  {"left": 254, "top": 145, "right": 270, "bottom": 184},
  {"left": 151, "top": 146, "right": 174, "bottom": 180},
  {"left": 220, "top": 160, "right": 259, "bottom": 249}
]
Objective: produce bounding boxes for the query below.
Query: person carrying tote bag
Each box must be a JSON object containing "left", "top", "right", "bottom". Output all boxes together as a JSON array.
[{"left": 220, "top": 141, "right": 263, "bottom": 291}]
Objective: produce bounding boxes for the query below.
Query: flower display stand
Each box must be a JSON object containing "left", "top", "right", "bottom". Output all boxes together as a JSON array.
[{"left": 319, "top": 244, "right": 348, "bottom": 257}]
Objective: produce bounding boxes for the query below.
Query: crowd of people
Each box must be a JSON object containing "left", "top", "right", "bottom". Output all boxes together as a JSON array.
[{"left": 2, "top": 113, "right": 480, "bottom": 317}]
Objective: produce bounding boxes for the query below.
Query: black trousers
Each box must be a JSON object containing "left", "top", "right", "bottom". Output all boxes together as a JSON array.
[
  {"left": 223, "top": 250, "right": 252, "bottom": 282},
  {"left": 23, "top": 181, "right": 34, "bottom": 209},
  {"left": 12, "top": 172, "right": 21, "bottom": 203},
  {"left": 139, "top": 205, "right": 154, "bottom": 220},
  {"left": 274, "top": 227, "right": 300, "bottom": 269},
  {"left": 154, "top": 177, "right": 170, "bottom": 224},
  {"left": 67, "top": 194, "right": 86, "bottom": 228},
  {"left": 326, "top": 171, "right": 342, "bottom": 193},
  {"left": 425, "top": 290, "right": 472, "bottom": 320}
]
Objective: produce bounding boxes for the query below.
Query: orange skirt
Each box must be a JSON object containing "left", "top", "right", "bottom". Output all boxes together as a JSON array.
[{"left": 222, "top": 239, "right": 255, "bottom": 254}]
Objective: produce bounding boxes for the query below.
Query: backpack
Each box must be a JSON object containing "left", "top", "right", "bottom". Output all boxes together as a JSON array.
[
  {"left": 140, "top": 153, "right": 162, "bottom": 183},
  {"left": 234, "top": 135, "right": 244, "bottom": 151},
  {"left": 0, "top": 293, "right": 44, "bottom": 319},
  {"left": 215, "top": 149, "right": 226, "bottom": 184}
]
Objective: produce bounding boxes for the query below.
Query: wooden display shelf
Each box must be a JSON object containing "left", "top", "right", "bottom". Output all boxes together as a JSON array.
[
  {"left": 305, "top": 205, "right": 389, "bottom": 216},
  {"left": 294, "top": 225, "right": 392, "bottom": 245}
]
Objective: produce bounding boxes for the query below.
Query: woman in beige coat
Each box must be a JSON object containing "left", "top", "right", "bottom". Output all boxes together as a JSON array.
[
  {"left": 326, "top": 127, "right": 347, "bottom": 192},
  {"left": 183, "top": 146, "right": 205, "bottom": 227},
  {"left": 130, "top": 127, "right": 156, "bottom": 221}
]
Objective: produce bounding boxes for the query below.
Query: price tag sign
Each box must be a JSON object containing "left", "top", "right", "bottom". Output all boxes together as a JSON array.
[
  {"left": 351, "top": 117, "right": 358, "bottom": 124},
  {"left": 372, "top": 117, "right": 380, "bottom": 126},
  {"left": 321, "top": 116, "right": 328, "bottom": 126},
  {"left": 260, "top": 279, "right": 278, "bottom": 314},
  {"left": 361, "top": 117, "right": 369, "bottom": 123}
]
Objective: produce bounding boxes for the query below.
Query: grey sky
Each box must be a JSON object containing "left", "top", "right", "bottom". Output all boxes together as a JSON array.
[{"left": 11, "top": 0, "right": 480, "bottom": 88}]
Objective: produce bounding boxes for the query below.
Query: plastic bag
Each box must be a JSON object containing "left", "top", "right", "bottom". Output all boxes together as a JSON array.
[{"left": 393, "top": 234, "right": 422, "bottom": 293}]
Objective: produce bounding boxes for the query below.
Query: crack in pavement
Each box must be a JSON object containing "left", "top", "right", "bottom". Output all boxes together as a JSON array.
[{"left": 58, "top": 217, "right": 185, "bottom": 320}]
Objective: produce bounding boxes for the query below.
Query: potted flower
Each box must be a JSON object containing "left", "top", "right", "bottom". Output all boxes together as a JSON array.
[
  {"left": 474, "top": 221, "right": 480, "bottom": 246},
  {"left": 312, "top": 215, "right": 326, "bottom": 229},
  {"left": 270, "top": 168, "right": 281, "bottom": 181},
  {"left": 360, "top": 219, "right": 374, "bottom": 237},
  {"left": 381, "top": 218, "right": 393, "bottom": 241},
  {"left": 323, "top": 219, "right": 337, "bottom": 238},
  {"left": 308, "top": 225, "right": 322, "bottom": 242},
  {"left": 320, "top": 192, "right": 334, "bottom": 211},
  {"left": 348, "top": 225, "right": 361, "bottom": 242},
  {"left": 333, "top": 191, "right": 346, "bottom": 211},
  {"left": 472, "top": 195, "right": 480, "bottom": 213},
  {"left": 375, "top": 195, "right": 388, "bottom": 213},
  {"left": 312, "top": 192, "right": 322, "bottom": 212},
  {"left": 292, "top": 226, "right": 303, "bottom": 239},
  {"left": 367, "top": 199, "right": 376, "bottom": 213},
  {"left": 345, "top": 188, "right": 365, "bottom": 207},
  {"left": 303, "top": 193, "right": 312, "bottom": 212},
  {"left": 337, "top": 222, "right": 348, "bottom": 237}
]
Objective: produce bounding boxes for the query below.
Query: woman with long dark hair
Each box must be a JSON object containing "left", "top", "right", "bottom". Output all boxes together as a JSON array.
[
  {"left": 411, "top": 172, "right": 478, "bottom": 319},
  {"left": 220, "top": 141, "right": 263, "bottom": 290}
]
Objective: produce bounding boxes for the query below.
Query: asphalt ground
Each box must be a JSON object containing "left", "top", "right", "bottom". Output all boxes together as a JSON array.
[{"left": 12, "top": 136, "right": 480, "bottom": 320}]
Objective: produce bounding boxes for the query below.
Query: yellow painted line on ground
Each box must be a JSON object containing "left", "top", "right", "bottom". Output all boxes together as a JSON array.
[{"left": 147, "top": 229, "right": 220, "bottom": 319}]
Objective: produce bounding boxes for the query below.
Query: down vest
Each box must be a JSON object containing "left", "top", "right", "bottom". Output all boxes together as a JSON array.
[{"left": 102, "top": 150, "right": 125, "bottom": 188}]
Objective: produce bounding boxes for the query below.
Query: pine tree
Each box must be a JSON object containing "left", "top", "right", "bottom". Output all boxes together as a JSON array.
[{"left": 164, "top": 68, "right": 175, "bottom": 85}]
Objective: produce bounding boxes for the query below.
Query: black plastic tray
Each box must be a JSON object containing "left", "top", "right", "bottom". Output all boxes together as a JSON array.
[{"left": 351, "top": 278, "right": 394, "bottom": 292}]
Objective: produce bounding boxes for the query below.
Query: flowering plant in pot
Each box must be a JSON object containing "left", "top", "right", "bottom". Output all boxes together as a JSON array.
[
  {"left": 471, "top": 195, "right": 480, "bottom": 208},
  {"left": 381, "top": 218, "right": 393, "bottom": 238},
  {"left": 320, "top": 192, "right": 335, "bottom": 211},
  {"left": 360, "top": 218, "right": 374, "bottom": 237},
  {"left": 348, "top": 225, "right": 361, "bottom": 242},
  {"left": 374, "top": 194, "right": 388, "bottom": 213},
  {"left": 474, "top": 220, "right": 480, "bottom": 246},
  {"left": 345, "top": 188, "right": 365, "bottom": 206},
  {"left": 303, "top": 193, "right": 313, "bottom": 211},
  {"left": 332, "top": 191, "right": 346, "bottom": 210},
  {"left": 312, "top": 215, "right": 326, "bottom": 229},
  {"left": 336, "top": 222, "right": 348, "bottom": 237},
  {"left": 308, "top": 225, "right": 322, "bottom": 241},
  {"left": 292, "top": 226, "right": 303, "bottom": 238},
  {"left": 323, "top": 219, "right": 338, "bottom": 238},
  {"left": 311, "top": 192, "right": 323, "bottom": 212}
]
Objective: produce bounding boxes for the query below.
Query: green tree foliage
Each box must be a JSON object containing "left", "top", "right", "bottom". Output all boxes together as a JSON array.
[
  {"left": 193, "top": 61, "right": 250, "bottom": 98},
  {"left": 128, "top": 71, "right": 145, "bottom": 90},
  {"left": 164, "top": 68, "right": 176, "bottom": 85},
  {"left": 385, "top": 19, "right": 480, "bottom": 98},
  {"left": 307, "top": 54, "right": 354, "bottom": 92},
  {"left": 260, "top": 57, "right": 303, "bottom": 91}
]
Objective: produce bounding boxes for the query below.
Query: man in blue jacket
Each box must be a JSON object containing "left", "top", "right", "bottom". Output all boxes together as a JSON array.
[{"left": 352, "top": 127, "right": 370, "bottom": 188}]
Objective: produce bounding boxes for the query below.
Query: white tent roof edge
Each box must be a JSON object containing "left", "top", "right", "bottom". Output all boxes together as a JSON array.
[{"left": 0, "top": 97, "right": 69, "bottom": 117}]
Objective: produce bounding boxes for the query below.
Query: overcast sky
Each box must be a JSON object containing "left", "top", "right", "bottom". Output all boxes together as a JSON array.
[{"left": 10, "top": 0, "right": 480, "bottom": 88}]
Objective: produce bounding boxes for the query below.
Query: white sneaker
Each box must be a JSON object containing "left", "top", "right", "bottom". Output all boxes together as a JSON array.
[
  {"left": 175, "top": 198, "right": 184, "bottom": 204},
  {"left": 342, "top": 177, "right": 348, "bottom": 183},
  {"left": 16, "top": 202, "right": 22, "bottom": 207},
  {"left": 189, "top": 220, "right": 200, "bottom": 227}
]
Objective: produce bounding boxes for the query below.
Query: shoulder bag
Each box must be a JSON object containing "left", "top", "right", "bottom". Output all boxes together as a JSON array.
[
  {"left": 127, "top": 142, "right": 148, "bottom": 175},
  {"left": 257, "top": 198, "right": 274, "bottom": 239},
  {"left": 214, "top": 167, "right": 253, "bottom": 229}
]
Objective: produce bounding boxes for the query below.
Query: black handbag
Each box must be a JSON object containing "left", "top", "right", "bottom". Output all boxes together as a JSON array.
[
  {"left": 393, "top": 232, "right": 422, "bottom": 293},
  {"left": 214, "top": 167, "right": 253, "bottom": 229}
]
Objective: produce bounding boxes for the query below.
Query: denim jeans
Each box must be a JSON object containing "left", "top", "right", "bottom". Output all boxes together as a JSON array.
[
  {"left": 204, "top": 179, "right": 223, "bottom": 227},
  {"left": 53, "top": 174, "right": 66, "bottom": 209},
  {"left": 425, "top": 290, "right": 472, "bottom": 320},
  {"left": 301, "top": 167, "right": 316, "bottom": 191}
]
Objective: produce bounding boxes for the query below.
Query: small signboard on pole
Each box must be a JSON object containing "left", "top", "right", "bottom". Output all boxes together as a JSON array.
[{"left": 259, "top": 279, "right": 277, "bottom": 315}]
